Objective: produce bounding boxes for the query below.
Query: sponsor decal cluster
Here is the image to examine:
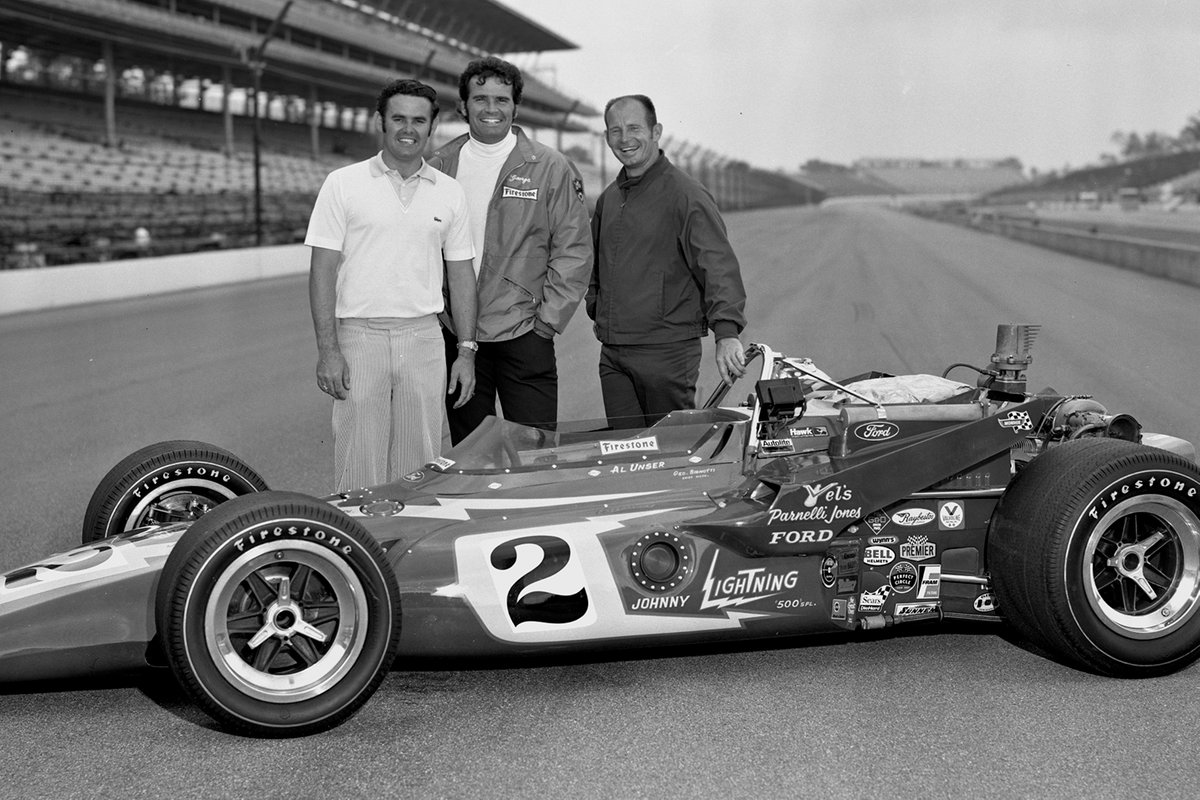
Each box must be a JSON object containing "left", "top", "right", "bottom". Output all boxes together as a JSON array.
[
  {"left": 938, "top": 501, "right": 964, "bottom": 531},
  {"left": 854, "top": 421, "right": 900, "bottom": 442},
  {"left": 1087, "top": 473, "right": 1199, "bottom": 520},
  {"left": 889, "top": 562, "right": 917, "bottom": 593},
  {"left": 916, "top": 564, "right": 942, "bottom": 600},
  {"left": 600, "top": 436, "right": 658, "bottom": 456},
  {"left": 502, "top": 185, "right": 539, "bottom": 201},
  {"left": 900, "top": 535, "right": 936, "bottom": 562}
]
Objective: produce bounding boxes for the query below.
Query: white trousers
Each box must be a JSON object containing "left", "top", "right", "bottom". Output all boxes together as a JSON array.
[{"left": 332, "top": 316, "right": 445, "bottom": 492}]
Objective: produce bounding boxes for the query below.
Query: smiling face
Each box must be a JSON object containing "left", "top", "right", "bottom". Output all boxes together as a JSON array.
[
  {"left": 459, "top": 75, "right": 516, "bottom": 145},
  {"left": 379, "top": 93, "right": 436, "bottom": 172},
  {"left": 605, "top": 97, "right": 662, "bottom": 178}
]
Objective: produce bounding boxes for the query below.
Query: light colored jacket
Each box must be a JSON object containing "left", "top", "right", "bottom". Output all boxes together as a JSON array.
[{"left": 429, "top": 128, "right": 593, "bottom": 341}]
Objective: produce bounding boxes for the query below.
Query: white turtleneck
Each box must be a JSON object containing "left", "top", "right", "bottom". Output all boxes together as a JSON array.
[{"left": 457, "top": 131, "right": 517, "bottom": 276}]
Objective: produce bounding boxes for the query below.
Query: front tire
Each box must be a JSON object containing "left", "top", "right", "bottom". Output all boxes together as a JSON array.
[
  {"left": 156, "top": 491, "right": 401, "bottom": 736},
  {"left": 83, "top": 441, "right": 268, "bottom": 543},
  {"left": 989, "top": 438, "right": 1200, "bottom": 676}
]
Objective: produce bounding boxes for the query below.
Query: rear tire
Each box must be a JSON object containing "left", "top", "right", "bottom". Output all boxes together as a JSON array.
[
  {"left": 156, "top": 491, "right": 401, "bottom": 736},
  {"left": 83, "top": 441, "right": 268, "bottom": 543},
  {"left": 989, "top": 438, "right": 1200, "bottom": 676}
]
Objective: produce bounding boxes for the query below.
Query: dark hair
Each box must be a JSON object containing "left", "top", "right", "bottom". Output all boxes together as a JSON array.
[
  {"left": 376, "top": 78, "right": 439, "bottom": 119},
  {"left": 458, "top": 56, "right": 523, "bottom": 105},
  {"left": 604, "top": 94, "right": 657, "bottom": 128}
]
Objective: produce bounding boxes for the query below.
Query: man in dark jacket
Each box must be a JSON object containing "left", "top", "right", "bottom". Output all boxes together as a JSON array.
[
  {"left": 429, "top": 57, "right": 592, "bottom": 443},
  {"left": 587, "top": 94, "right": 747, "bottom": 428}
]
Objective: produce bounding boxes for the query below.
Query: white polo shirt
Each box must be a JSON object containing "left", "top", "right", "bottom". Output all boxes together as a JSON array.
[{"left": 305, "top": 153, "right": 474, "bottom": 319}]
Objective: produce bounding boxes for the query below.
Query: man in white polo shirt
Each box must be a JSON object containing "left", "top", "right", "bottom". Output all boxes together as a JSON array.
[{"left": 306, "top": 79, "right": 477, "bottom": 491}]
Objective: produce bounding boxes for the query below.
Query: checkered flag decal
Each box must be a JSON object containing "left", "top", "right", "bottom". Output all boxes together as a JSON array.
[{"left": 1000, "top": 410, "right": 1033, "bottom": 431}]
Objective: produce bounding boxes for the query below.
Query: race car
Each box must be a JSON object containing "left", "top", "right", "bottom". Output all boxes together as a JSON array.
[{"left": 2, "top": 324, "right": 1198, "bottom": 737}]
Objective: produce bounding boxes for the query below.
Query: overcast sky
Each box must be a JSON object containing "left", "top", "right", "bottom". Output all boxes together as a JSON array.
[{"left": 499, "top": 0, "right": 1200, "bottom": 175}]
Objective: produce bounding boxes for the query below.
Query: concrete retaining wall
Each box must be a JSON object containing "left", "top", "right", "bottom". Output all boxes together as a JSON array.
[{"left": 0, "top": 245, "right": 309, "bottom": 316}]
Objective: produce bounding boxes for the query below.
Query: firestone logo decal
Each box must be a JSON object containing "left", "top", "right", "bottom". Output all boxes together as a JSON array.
[
  {"left": 854, "top": 421, "right": 900, "bottom": 441},
  {"left": 502, "top": 186, "right": 539, "bottom": 200},
  {"left": 1087, "top": 473, "right": 1199, "bottom": 520},
  {"left": 600, "top": 436, "right": 658, "bottom": 456}
]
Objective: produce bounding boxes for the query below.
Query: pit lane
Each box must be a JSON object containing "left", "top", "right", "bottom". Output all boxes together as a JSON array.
[{"left": 1, "top": 203, "right": 1199, "bottom": 798}]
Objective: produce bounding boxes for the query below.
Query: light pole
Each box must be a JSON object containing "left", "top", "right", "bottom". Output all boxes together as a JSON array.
[{"left": 246, "top": 0, "right": 293, "bottom": 247}]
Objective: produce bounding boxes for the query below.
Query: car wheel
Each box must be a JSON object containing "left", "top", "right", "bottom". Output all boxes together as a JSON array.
[
  {"left": 989, "top": 438, "right": 1200, "bottom": 676},
  {"left": 82, "top": 440, "right": 268, "bottom": 543},
  {"left": 156, "top": 491, "right": 401, "bottom": 736}
]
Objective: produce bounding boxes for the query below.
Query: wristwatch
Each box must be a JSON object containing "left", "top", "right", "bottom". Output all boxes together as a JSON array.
[{"left": 457, "top": 340, "right": 479, "bottom": 352}]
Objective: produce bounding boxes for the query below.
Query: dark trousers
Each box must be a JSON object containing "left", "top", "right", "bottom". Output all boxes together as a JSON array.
[
  {"left": 444, "top": 328, "right": 558, "bottom": 444},
  {"left": 599, "top": 339, "right": 702, "bottom": 429}
]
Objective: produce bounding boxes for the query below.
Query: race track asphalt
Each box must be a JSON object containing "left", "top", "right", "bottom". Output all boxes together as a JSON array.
[{"left": 1, "top": 203, "right": 1199, "bottom": 799}]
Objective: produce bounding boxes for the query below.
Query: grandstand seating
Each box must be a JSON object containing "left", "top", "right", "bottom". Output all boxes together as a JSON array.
[{"left": 984, "top": 150, "right": 1200, "bottom": 205}]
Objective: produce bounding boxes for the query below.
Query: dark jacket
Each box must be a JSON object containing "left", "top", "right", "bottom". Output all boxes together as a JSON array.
[
  {"left": 429, "top": 128, "right": 593, "bottom": 342},
  {"left": 587, "top": 153, "right": 746, "bottom": 345}
]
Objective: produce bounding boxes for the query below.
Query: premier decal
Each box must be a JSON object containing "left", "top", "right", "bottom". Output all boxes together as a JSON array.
[
  {"left": 700, "top": 552, "right": 800, "bottom": 610},
  {"left": 863, "top": 546, "right": 895, "bottom": 566},
  {"left": 854, "top": 421, "right": 900, "bottom": 441},
  {"left": 938, "top": 501, "right": 964, "bottom": 530},
  {"left": 600, "top": 436, "right": 658, "bottom": 456},
  {"left": 900, "top": 535, "right": 936, "bottom": 562},
  {"left": 1087, "top": 473, "right": 1199, "bottom": 520},
  {"left": 502, "top": 186, "right": 539, "bottom": 200},
  {"left": 892, "top": 508, "right": 935, "bottom": 527}
]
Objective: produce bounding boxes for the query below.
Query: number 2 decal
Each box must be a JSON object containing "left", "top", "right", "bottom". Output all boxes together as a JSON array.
[{"left": 489, "top": 535, "right": 589, "bottom": 626}]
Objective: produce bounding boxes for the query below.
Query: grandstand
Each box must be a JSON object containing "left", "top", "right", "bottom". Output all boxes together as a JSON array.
[
  {"left": 980, "top": 150, "right": 1200, "bottom": 207},
  {"left": 1, "top": 0, "right": 820, "bottom": 269}
]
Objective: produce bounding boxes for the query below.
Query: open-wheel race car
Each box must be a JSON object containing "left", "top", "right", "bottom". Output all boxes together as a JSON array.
[{"left": 2, "top": 324, "right": 1198, "bottom": 736}]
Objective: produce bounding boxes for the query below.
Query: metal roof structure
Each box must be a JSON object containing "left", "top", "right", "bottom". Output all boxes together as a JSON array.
[{"left": 0, "top": 0, "right": 597, "bottom": 129}]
